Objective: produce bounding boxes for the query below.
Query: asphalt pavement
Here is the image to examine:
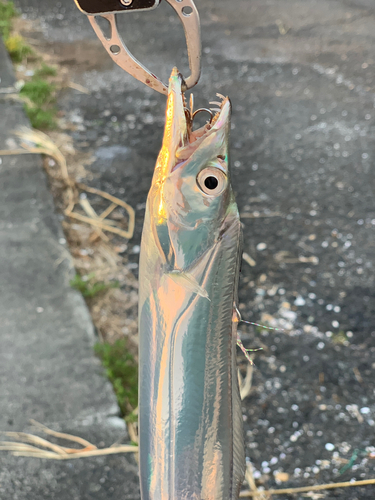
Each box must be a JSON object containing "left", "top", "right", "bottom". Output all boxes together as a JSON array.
[{"left": 4, "top": 0, "right": 375, "bottom": 498}]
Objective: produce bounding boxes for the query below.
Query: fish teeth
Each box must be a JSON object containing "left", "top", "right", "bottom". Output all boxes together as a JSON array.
[{"left": 190, "top": 94, "right": 194, "bottom": 114}]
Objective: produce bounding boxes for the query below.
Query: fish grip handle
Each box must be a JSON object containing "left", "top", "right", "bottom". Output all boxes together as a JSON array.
[
  {"left": 74, "top": 0, "right": 161, "bottom": 15},
  {"left": 79, "top": 0, "right": 201, "bottom": 95}
]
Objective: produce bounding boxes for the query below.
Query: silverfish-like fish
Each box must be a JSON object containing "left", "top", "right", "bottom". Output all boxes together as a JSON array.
[{"left": 138, "top": 68, "right": 245, "bottom": 500}]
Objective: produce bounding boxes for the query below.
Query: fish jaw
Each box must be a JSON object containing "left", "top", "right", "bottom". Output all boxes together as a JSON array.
[
  {"left": 152, "top": 68, "right": 232, "bottom": 223},
  {"left": 152, "top": 68, "right": 188, "bottom": 190},
  {"left": 148, "top": 68, "right": 234, "bottom": 272}
]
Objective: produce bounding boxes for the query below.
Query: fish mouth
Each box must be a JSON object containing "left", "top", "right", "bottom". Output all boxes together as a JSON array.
[{"left": 167, "top": 67, "right": 231, "bottom": 165}]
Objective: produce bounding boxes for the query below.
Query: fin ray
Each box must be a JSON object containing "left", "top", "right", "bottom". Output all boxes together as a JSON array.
[{"left": 167, "top": 271, "right": 210, "bottom": 300}]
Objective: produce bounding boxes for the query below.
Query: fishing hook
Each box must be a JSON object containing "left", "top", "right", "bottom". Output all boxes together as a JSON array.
[{"left": 185, "top": 106, "right": 214, "bottom": 136}]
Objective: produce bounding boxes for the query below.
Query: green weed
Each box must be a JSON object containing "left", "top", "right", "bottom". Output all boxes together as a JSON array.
[
  {"left": 34, "top": 63, "right": 57, "bottom": 78},
  {"left": 94, "top": 340, "right": 138, "bottom": 416},
  {"left": 5, "top": 34, "right": 33, "bottom": 62},
  {"left": 24, "top": 106, "right": 57, "bottom": 130},
  {"left": 125, "top": 409, "right": 138, "bottom": 424},
  {"left": 0, "top": 1, "right": 18, "bottom": 40},
  {"left": 20, "top": 78, "right": 57, "bottom": 129},
  {"left": 70, "top": 273, "right": 119, "bottom": 299},
  {"left": 1, "top": 1, "right": 58, "bottom": 129},
  {"left": 20, "top": 78, "right": 55, "bottom": 106},
  {"left": 0, "top": 2, "right": 33, "bottom": 63}
]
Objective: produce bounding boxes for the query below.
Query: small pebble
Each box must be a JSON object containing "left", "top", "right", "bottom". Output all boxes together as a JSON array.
[
  {"left": 294, "top": 296, "right": 306, "bottom": 306},
  {"left": 325, "top": 443, "right": 335, "bottom": 451},
  {"left": 257, "top": 242, "right": 267, "bottom": 251},
  {"left": 360, "top": 407, "right": 370, "bottom": 415}
]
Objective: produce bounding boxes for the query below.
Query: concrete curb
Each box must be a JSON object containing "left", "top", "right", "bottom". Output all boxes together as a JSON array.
[{"left": 0, "top": 37, "right": 140, "bottom": 500}]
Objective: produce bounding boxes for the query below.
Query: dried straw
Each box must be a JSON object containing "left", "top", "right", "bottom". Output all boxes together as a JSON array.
[
  {"left": 0, "top": 128, "right": 135, "bottom": 240},
  {"left": 0, "top": 420, "right": 137, "bottom": 460},
  {"left": 239, "top": 478, "right": 375, "bottom": 498},
  {"left": 238, "top": 363, "right": 254, "bottom": 401}
]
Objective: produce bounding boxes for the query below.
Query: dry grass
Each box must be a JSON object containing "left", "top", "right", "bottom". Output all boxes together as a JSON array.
[
  {"left": 239, "top": 478, "right": 375, "bottom": 498},
  {"left": 6, "top": 128, "right": 135, "bottom": 240},
  {"left": 238, "top": 362, "right": 254, "bottom": 401},
  {"left": 0, "top": 420, "right": 137, "bottom": 460}
]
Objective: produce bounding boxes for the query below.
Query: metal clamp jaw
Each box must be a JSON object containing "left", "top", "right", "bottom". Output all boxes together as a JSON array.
[{"left": 74, "top": 0, "right": 201, "bottom": 95}]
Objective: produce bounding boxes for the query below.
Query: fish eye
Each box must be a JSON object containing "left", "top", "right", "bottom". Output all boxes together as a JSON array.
[
  {"left": 204, "top": 176, "right": 218, "bottom": 190},
  {"left": 197, "top": 167, "right": 227, "bottom": 196}
]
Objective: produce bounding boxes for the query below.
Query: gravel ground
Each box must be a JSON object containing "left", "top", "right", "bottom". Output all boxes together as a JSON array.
[{"left": 13, "top": 0, "right": 375, "bottom": 498}]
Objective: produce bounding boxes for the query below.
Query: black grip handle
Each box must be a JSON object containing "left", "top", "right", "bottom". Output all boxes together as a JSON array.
[{"left": 74, "top": 0, "right": 160, "bottom": 15}]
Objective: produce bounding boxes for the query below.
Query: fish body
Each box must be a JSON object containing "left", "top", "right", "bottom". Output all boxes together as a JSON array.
[{"left": 138, "top": 68, "right": 245, "bottom": 500}]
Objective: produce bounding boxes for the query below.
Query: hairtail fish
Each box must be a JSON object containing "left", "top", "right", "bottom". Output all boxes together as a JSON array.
[{"left": 138, "top": 68, "right": 246, "bottom": 500}]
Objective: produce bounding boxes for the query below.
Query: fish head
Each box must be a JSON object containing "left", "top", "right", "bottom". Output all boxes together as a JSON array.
[
  {"left": 151, "top": 68, "right": 235, "bottom": 233},
  {"left": 147, "top": 68, "right": 239, "bottom": 271}
]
